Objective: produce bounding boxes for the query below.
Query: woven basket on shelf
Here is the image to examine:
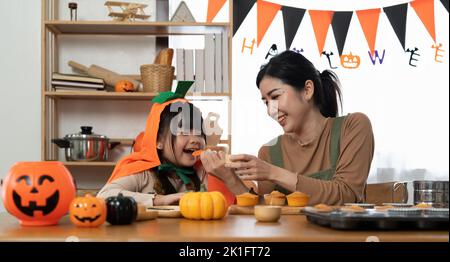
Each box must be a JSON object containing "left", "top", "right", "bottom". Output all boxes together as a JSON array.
[{"left": 140, "top": 64, "right": 175, "bottom": 93}]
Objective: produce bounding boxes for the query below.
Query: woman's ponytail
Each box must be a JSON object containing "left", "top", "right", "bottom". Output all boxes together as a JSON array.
[{"left": 316, "top": 70, "right": 342, "bottom": 117}]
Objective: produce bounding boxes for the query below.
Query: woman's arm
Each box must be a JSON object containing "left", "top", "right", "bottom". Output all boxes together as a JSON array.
[
  {"left": 295, "top": 113, "right": 375, "bottom": 205},
  {"left": 200, "top": 150, "right": 249, "bottom": 195},
  {"left": 226, "top": 154, "right": 298, "bottom": 193}
]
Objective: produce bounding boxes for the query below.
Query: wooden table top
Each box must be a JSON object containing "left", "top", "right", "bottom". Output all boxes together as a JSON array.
[{"left": 0, "top": 212, "right": 448, "bottom": 242}]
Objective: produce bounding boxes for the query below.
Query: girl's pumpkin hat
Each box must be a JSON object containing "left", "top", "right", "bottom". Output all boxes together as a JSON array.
[{"left": 107, "top": 81, "right": 195, "bottom": 183}]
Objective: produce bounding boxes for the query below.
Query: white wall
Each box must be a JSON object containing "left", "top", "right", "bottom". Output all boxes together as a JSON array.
[
  {"left": 0, "top": 0, "right": 42, "bottom": 212},
  {"left": 232, "top": 0, "right": 449, "bottom": 185}
]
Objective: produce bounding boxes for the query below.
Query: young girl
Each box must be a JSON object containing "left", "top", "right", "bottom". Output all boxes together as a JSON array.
[{"left": 97, "top": 88, "right": 208, "bottom": 206}]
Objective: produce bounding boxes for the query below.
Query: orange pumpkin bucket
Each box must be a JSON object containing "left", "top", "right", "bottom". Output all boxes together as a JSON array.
[{"left": 1, "top": 162, "right": 76, "bottom": 226}]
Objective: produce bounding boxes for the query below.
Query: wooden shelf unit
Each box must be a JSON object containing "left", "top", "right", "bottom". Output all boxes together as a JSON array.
[
  {"left": 45, "top": 21, "right": 229, "bottom": 35},
  {"left": 44, "top": 91, "right": 230, "bottom": 100},
  {"left": 42, "top": 0, "right": 233, "bottom": 169}
]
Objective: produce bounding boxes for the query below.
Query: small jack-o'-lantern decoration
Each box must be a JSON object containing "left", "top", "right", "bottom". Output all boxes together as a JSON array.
[
  {"left": 1, "top": 162, "right": 76, "bottom": 226},
  {"left": 105, "top": 193, "right": 137, "bottom": 225},
  {"left": 70, "top": 194, "right": 106, "bottom": 227},
  {"left": 115, "top": 80, "right": 135, "bottom": 92},
  {"left": 179, "top": 191, "right": 227, "bottom": 220},
  {"left": 340, "top": 52, "right": 360, "bottom": 69}
]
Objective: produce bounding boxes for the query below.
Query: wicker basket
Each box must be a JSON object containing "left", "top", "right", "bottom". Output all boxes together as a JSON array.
[{"left": 140, "top": 64, "right": 175, "bottom": 93}]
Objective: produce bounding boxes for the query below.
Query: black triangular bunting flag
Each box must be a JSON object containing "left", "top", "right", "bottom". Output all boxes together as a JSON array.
[
  {"left": 440, "top": 0, "right": 449, "bottom": 12},
  {"left": 384, "top": 3, "right": 408, "bottom": 50},
  {"left": 281, "top": 6, "right": 305, "bottom": 49},
  {"left": 233, "top": 0, "right": 256, "bottom": 36},
  {"left": 331, "top": 11, "right": 353, "bottom": 56}
]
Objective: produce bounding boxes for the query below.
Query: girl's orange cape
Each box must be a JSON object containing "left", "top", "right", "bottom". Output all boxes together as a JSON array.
[{"left": 106, "top": 81, "right": 236, "bottom": 206}]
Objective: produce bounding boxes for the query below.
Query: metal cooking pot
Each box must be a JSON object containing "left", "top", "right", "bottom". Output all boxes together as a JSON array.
[
  {"left": 52, "top": 126, "right": 120, "bottom": 162},
  {"left": 413, "top": 180, "right": 449, "bottom": 208}
]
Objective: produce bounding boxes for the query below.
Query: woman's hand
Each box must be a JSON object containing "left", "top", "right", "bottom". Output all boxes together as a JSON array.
[
  {"left": 200, "top": 150, "right": 234, "bottom": 181},
  {"left": 153, "top": 192, "right": 185, "bottom": 206},
  {"left": 225, "top": 154, "right": 283, "bottom": 181}
]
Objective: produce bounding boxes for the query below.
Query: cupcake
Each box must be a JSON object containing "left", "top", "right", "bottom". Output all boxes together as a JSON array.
[
  {"left": 340, "top": 205, "right": 367, "bottom": 213},
  {"left": 264, "top": 191, "right": 286, "bottom": 206},
  {"left": 313, "top": 203, "right": 333, "bottom": 213},
  {"left": 286, "top": 191, "right": 310, "bottom": 207},
  {"left": 236, "top": 192, "right": 259, "bottom": 207}
]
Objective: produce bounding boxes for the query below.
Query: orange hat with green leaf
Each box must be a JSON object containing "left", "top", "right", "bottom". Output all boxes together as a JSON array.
[{"left": 107, "top": 81, "right": 194, "bottom": 183}]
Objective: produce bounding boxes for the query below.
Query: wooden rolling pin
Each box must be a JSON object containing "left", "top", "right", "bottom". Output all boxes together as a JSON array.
[{"left": 68, "top": 60, "right": 140, "bottom": 88}]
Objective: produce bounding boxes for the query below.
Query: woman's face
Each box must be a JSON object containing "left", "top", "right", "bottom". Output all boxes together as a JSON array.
[
  {"left": 259, "top": 76, "right": 312, "bottom": 133},
  {"left": 160, "top": 130, "right": 206, "bottom": 167}
]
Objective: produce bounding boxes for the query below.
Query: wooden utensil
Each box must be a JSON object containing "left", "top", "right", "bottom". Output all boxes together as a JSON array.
[
  {"left": 136, "top": 204, "right": 158, "bottom": 221},
  {"left": 146, "top": 205, "right": 182, "bottom": 218},
  {"left": 68, "top": 60, "right": 140, "bottom": 88}
]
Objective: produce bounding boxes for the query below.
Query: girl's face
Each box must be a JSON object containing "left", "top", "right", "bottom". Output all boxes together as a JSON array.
[
  {"left": 159, "top": 130, "right": 206, "bottom": 168},
  {"left": 259, "top": 76, "right": 313, "bottom": 133}
]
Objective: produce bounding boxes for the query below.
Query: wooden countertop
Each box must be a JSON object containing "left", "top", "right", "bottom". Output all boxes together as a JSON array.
[{"left": 0, "top": 212, "right": 447, "bottom": 242}]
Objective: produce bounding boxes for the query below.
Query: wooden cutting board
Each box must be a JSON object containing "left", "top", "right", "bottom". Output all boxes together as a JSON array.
[
  {"left": 146, "top": 205, "right": 182, "bottom": 218},
  {"left": 228, "top": 205, "right": 305, "bottom": 215}
]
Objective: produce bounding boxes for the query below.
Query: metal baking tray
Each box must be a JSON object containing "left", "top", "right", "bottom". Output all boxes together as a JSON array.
[{"left": 303, "top": 207, "right": 449, "bottom": 230}]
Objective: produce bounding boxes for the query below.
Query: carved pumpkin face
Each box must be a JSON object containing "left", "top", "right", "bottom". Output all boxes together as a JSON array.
[
  {"left": 1, "top": 162, "right": 76, "bottom": 226},
  {"left": 340, "top": 53, "right": 360, "bottom": 69},
  {"left": 115, "top": 80, "right": 135, "bottom": 92},
  {"left": 70, "top": 194, "right": 106, "bottom": 227}
]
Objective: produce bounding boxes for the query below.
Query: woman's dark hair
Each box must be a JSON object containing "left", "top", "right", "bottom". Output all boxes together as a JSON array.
[{"left": 256, "top": 50, "right": 342, "bottom": 117}]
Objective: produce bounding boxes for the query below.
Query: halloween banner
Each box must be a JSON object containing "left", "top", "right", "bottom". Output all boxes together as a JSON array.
[
  {"left": 207, "top": 0, "right": 227, "bottom": 22},
  {"left": 233, "top": 0, "right": 447, "bottom": 54},
  {"left": 281, "top": 6, "right": 305, "bottom": 51},
  {"left": 233, "top": 0, "right": 256, "bottom": 35}
]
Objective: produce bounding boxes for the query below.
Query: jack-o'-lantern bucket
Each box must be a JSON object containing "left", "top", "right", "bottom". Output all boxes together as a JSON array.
[{"left": 1, "top": 162, "right": 76, "bottom": 226}]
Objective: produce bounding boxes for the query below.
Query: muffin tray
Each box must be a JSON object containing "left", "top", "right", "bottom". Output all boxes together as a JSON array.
[{"left": 303, "top": 207, "right": 449, "bottom": 230}]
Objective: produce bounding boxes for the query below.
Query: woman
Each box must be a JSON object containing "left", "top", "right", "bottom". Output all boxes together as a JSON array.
[{"left": 201, "top": 50, "right": 374, "bottom": 205}]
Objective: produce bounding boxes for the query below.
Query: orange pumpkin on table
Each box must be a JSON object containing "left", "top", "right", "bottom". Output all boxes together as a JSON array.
[
  {"left": 1, "top": 162, "right": 76, "bottom": 226},
  {"left": 179, "top": 191, "right": 227, "bottom": 220},
  {"left": 115, "top": 80, "right": 135, "bottom": 92},
  {"left": 69, "top": 194, "right": 106, "bottom": 227}
]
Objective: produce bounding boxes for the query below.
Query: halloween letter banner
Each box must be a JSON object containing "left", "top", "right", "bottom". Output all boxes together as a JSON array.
[{"left": 232, "top": 0, "right": 448, "bottom": 54}]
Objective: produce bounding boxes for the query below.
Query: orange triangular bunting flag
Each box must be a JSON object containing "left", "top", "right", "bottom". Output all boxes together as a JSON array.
[
  {"left": 410, "top": 0, "right": 436, "bottom": 42},
  {"left": 356, "top": 8, "right": 381, "bottom": 56},
  {"left": 309, "top": 10, "right": 334, "bottom": 55},
  {"left": 257, "top": 0, "right": 281, "bottom": 46},
  {"left": 207, "top": 0, "right": 227, "bottom": 22}
]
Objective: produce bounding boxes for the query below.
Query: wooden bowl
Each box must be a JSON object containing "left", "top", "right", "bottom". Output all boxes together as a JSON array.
[{"left": 254, "top": 205, "right": 281, "bottom": 222}]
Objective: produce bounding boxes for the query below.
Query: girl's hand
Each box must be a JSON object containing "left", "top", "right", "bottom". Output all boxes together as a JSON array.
[
  {"left": 225, "top": 154, "right": 283, "bottom": 181},
  {"left": 153, "top": 192, "right": 185, "bottom": 206},
  {"left": 200, "top": 150, "right": 234, "bottom": 181}
]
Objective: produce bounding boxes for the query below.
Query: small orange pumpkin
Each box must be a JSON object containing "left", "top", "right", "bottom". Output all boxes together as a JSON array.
[
  {"left": 1, "top": 162, "right": 76, "bottom": 226},
  {"left": 179, "top": 191, "right": 227, "bottom": 220},
  {"left": 69, "top": 194, "right": 106, "bottom": 227},
  {"left": 115, "top": 80, "right": 135, "bottom": 92}
]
